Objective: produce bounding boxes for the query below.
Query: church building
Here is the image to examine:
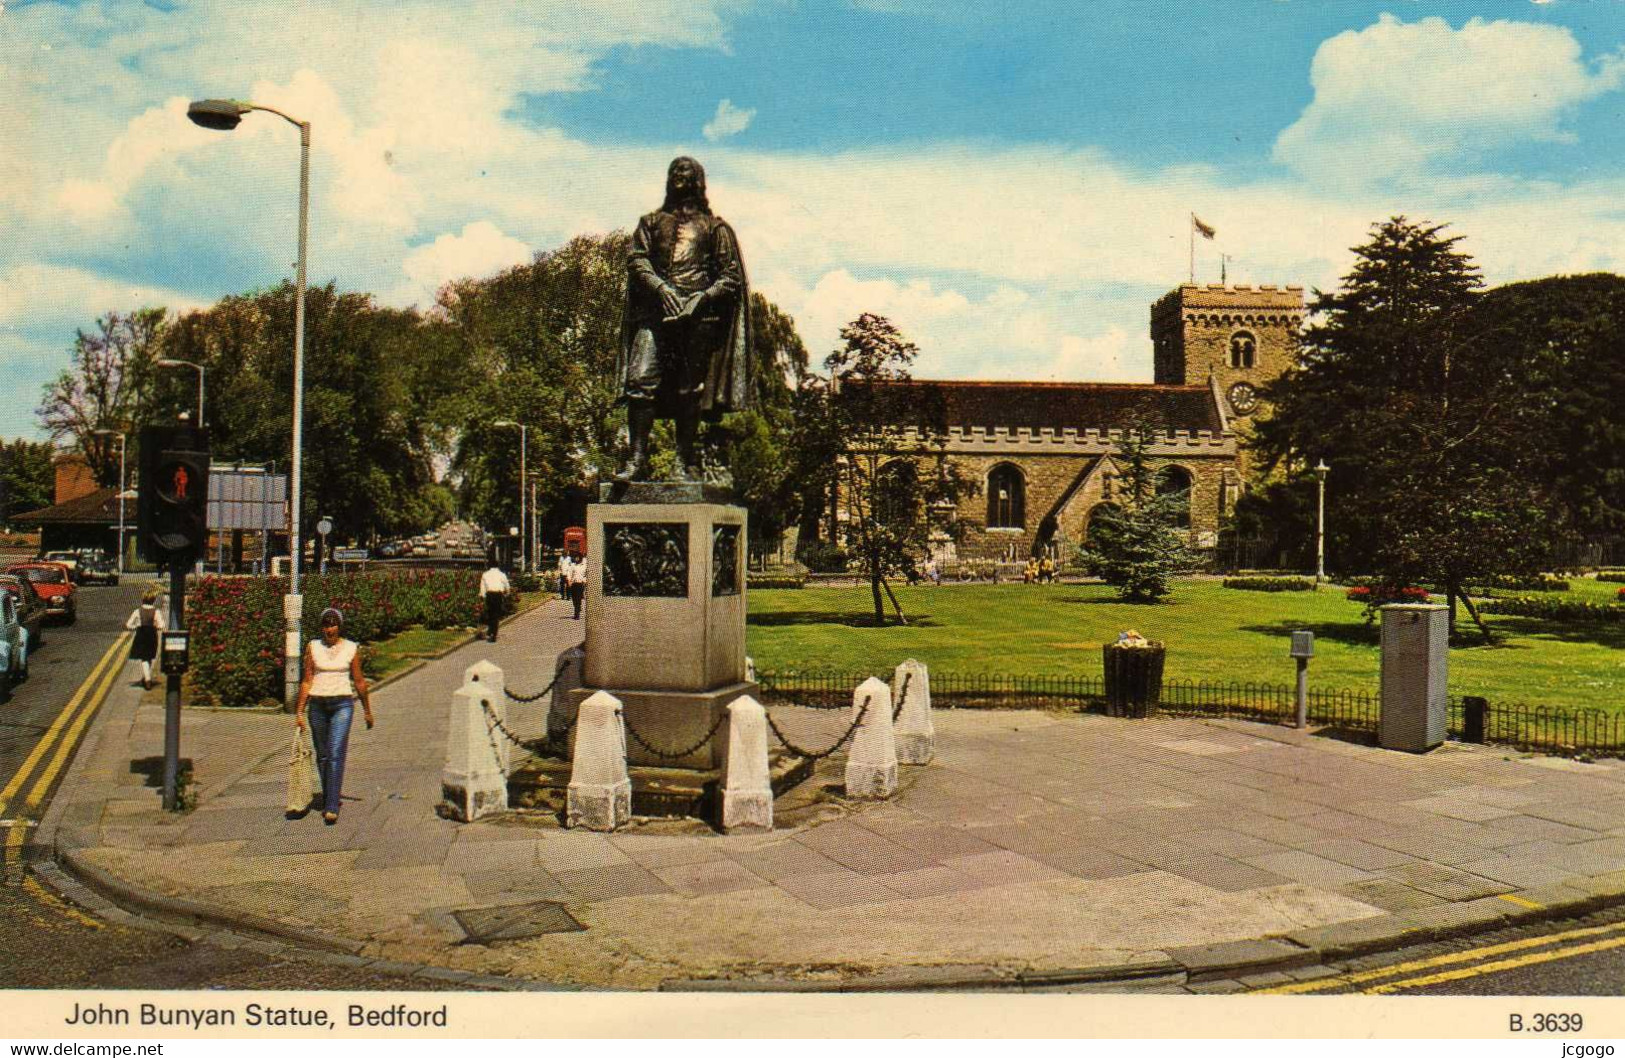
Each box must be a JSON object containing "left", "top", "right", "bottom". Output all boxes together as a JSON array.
[{"left": 863, "top": 283, "right": 1305, "bottom": 562}]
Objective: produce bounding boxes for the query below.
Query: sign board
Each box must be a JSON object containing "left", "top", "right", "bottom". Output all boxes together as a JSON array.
[
  {"left": 160, "top": 629, "right": 190, "bottom": 674},
  {"left": 333, "top": 548, "right": 369, "bottom": 562},
  {"left": 317, "top": 517, "right": 334, "bottom": 537},
  {"left": 207, "top": 467, "right": 287, "bottom": 532},
  {"left": 1290, "top": 630, "right": 1315, "bottom": 659}
]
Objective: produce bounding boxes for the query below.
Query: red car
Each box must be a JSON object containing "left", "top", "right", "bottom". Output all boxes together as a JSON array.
[{"left": 3, "top": 563, "right": 76, "bottom": 624}]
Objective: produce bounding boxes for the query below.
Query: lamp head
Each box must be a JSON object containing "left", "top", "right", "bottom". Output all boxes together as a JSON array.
[
  {"left": 157, "top": 358, "right": 190, "bottom": 368},
  {"left": 187, "top": 99, "right": 250, "bottom": 131}
]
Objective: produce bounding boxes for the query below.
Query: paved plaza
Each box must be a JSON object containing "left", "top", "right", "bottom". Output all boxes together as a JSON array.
[{"left": 38, "top": 601, "right": 1625, "bottom": 989}]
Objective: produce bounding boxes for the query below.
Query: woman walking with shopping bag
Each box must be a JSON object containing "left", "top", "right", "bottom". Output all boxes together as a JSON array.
[
  {"left": 294, "top": 608, "right": 374, "bottom": 824},
  {"left": 123, "top": 590, "right": 166, "bottom": 690}
]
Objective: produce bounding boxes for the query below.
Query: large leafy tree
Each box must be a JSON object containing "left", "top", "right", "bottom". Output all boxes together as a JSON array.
[
  {"left": 0, "top": 439, "right": 55, "bottom": 522},
  {"left": 1469, "top": 273, "right": 1625, "bottom": 538},
  {"left": 1078, "top": 422, "right": 1199, "bottom": 602},
  {"left": 1253, "top": 217, "right": 1559, "bottom": 638},
  {"left": 160, "top": 282, "right": 447, "bottom": 543},
  {"left": 37, "top": 308, "right": 168, "bottom": 485}
]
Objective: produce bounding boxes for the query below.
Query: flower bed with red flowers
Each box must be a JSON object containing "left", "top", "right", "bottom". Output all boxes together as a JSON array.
[
  {"left": 1345, "top": 583, "right": 1431, "bottom": 624},
  {"left": 188, "top": 569, "right": 493, "bottom": 708}
]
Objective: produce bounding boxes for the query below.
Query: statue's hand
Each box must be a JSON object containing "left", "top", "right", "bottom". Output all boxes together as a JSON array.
[{"left": 659, "top": 284, "right": 685, "bottom": 319}]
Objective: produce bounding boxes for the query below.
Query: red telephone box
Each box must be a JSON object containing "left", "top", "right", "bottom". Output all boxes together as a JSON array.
[{"left": 562, "top": 526, "right": 587, "bottom": 556}]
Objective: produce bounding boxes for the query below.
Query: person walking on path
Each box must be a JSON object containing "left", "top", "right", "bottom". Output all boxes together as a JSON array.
[
  {"left": 480, "top": 560, "right": 511, "bottom": 643},
  {"left": 563, "top": 550, "right": 587, "bottom": 619},
  {"left": 123, "top": 590, "right": 166, "bottom": 690},
  {"left": 294, "top": 608, "right": 374, "bottom": 825}
]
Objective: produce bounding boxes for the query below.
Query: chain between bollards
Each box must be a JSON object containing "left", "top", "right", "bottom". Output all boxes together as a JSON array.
[
  {"left": 622, "top": 709, "right": 730, "bottom": 762},
  {"left": 764, "top": 691, "right": 874, "bottom": 762},
  {"left": 503, "top": 656, "right": 572, "bottom": 703}
]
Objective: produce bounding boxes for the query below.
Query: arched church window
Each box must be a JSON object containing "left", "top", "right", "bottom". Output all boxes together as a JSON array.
[
  {"left": 874, "top": 460, "right": 919, "bottom": 527},
  {"left": 1084, "top": 502, "right": 1120, "bottom": 543},
  {"left": 986, "top": 463, "right": 1025, "bottom": 529},
  {"left": 1155, "top": 465, "right": 1193, "bottom": 529},
  {"left": 1229, "top": 331, "right": 1256, "bottom": 369}
]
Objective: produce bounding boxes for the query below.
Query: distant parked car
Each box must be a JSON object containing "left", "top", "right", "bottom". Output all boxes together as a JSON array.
[
  {"left": 77, "top": 549, "right": 119, "bottom": 586},
  {"left": 0, "top": 574, "right": 46, "bottom": 650},
  {"left": 4, "top": 563, "right": 76, "bottom": 624},
  {"left": 0, "top": 588, "right": 32, "bottom": 699},
  {"left": 41, "top": 550, "right": 83, "bottom": 584}
]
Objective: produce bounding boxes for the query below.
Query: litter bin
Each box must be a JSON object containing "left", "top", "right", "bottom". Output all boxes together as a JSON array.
[{"left": 1102, "top": 640, "right": 1165, "bottom": 718}]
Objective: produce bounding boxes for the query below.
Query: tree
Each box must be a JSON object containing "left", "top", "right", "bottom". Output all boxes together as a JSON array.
[
  {"left": 1078, "top": 422, "right": 1199, "bottom": 602},
  {"left": 37, "top": 309, "right": 168, "bottom": 485},
  {"left": 1252, "top": 217, "right": 1560, "bottom": 639},
  {"left": 0, "top": 439, "right": 55, "bottom": 523},
  {"left": 816, "top": 314, "right": 971, "bottom": 626},
  {"left": 1469, "top": 273, "right": 1625, "bottom": 538}
]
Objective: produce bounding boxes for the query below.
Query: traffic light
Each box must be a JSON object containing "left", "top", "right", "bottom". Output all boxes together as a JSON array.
[{"left": 138, "top": 425, "right": 210, "bottom": 567}]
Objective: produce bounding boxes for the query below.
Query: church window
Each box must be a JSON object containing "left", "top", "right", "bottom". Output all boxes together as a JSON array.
[
  {"left": 986, "top": 463, "right": 1025, "bottom": 529},
  {"left": 1229, "top": 331, "right": 1256, "bottom": 369},
  {"left": 874, "top": 460, "right": 919, "bottom": 527},
  {"left": 1084, "top": 502, "right": 1120, "bottom": 543},
  {"left": 1155, "top": 465, "right": 1193, "bottom": 529}
]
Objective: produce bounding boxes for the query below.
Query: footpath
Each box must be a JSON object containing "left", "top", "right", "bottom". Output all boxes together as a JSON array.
[{"left": 35, "top": 599, "right": 1625, "bottom": 991}]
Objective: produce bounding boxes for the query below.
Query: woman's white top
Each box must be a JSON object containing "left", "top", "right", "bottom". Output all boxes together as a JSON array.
[
  {"left": 124, "top": 605, "right": 167, "bottom": 631},
  {"left": 308, "top": 638, "right": 358, "bottom": 697}
]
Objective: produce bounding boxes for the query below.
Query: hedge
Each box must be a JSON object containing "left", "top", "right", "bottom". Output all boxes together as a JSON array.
[
  {"left": 188, "top": 569, "right": 497, "bottom": 708},
  {"left": 1597, "top": 572, "right": 1625, "bottom": 584},
  {"left": 1478, "top": 595, "right": 1625, "bottom": 623},
  {"left": 1222, "top": 576, "right": 1315, "bottom": 592},
  {"left": 748, "top": 572, "right": 806, "bottom": 589},
  {"left": 1469, "top": 574, "right": 1570, "bottom": 593}
]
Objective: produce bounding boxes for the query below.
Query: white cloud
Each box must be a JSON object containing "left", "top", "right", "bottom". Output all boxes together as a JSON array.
[
  {"left": 388, "top": 221, "right": 534, "bottom": 308},
  {"left": 703, "top": 99, "right": 757, "bottom": 142},
  {"left": 0, "top": 264, "right": 206, "bottom": 331},
  {"left": 1276, "top": 14, "right": 1625, "bottom": 183}
]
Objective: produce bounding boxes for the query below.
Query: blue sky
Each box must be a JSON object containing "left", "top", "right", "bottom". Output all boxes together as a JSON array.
[{"left": 4, "top": 0, "right": 1625, "bottom": 441}]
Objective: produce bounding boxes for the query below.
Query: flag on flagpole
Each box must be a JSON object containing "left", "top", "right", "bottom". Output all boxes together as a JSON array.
[{"left": 1193, "top": 215, "right": 1216, "bottom": 240}]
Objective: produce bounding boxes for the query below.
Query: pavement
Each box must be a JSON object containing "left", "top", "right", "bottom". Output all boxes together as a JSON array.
[{"left": 34, "top": 598, "right": 1625, "bottom": 991}]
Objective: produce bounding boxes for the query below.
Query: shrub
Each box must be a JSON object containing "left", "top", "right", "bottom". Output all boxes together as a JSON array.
[
  {"left": 1468, "top": 574, "right": 1570, "bottom": 593},
  {"left": 189, "top": 569, "right": 490, "bottom": 708},
  {"left": 1597, "top": 572, "right": 1625, "bottom": 584},
  {"left": 1478, "top": 595, "right": 1625, "bottom": 623},
  {"left": 748, "top": 572, "right": 805, "bottom": 589},
  {"left": 1222, "top": 576, "right": 1315, "bottom": 592},
  {"left": 1346, "top": 584, "right": 1430, "bottom": 624},
  {"left": 799, "top": 543, "right": 850, "bottom": 573}
]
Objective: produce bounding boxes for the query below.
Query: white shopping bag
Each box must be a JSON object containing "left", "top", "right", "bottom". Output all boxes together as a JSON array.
[{"left": 284, "top": 725, "right": 320, "bottom": 815}]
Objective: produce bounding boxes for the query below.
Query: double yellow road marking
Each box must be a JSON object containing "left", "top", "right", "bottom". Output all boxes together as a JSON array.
[
  {"left": 0, "top": 631, "right": 132, "bottom": 829},
  {"left": 1258, "top": 918, "right": 1625, "bottom": 994}
]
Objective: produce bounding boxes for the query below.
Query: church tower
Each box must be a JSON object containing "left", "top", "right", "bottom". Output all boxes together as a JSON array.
[{"left": 1151, "top": 283, "right": 1305, "bottom": 482}]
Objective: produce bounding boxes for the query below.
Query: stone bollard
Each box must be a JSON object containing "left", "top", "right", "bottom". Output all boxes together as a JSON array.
[
  {"left": 892, "top": 659, "right": 934, "bottom": 765},
  {"left": 567, "top": 691, "right": 632, "bottom": 831},
  {"left": 548, "top": 645, "right": 586, "bottom": 748},
  {"left": 745, "top": 655, "right": 756, "bottom": 682},
  {"left": 721, "top": 695, "right": 772, "bottom": 832},
  {"left": 441, "top": 659, "right": 508, "bottom": 822},
  {"left": 844, "top": 676, "right": 898, "bottom": 799}
]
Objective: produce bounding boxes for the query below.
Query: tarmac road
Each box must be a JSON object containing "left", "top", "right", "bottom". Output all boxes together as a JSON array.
[{"left": 0, "top": 578, "right": 483, "bottom": 991}]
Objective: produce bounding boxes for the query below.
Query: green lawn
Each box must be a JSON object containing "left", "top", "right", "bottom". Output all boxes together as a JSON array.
[{"left": 745, "top": 580, "right": 1625, "bottom": 711}]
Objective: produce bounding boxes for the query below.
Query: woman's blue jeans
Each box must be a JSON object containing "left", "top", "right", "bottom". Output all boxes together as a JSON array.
[{"left": 307, "top": 696, "right": 354, "bottom": 815}]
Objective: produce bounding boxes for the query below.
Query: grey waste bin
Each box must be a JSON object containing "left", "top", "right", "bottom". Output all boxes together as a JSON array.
[{"left": 1379, "top": 604, "right": 1448, "bottom": 752}]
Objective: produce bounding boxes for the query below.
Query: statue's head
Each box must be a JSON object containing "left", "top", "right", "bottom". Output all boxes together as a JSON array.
[{"left": 662, "top": 156, "right": 710, "bottom": 213}]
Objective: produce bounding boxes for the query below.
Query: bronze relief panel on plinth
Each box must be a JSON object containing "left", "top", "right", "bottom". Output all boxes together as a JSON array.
[
  {"left": 712, "top": 524, "right": 740, "bottom": 597},
  {"left": 603, "top": 522, "right": 689, "bottom": 597}
]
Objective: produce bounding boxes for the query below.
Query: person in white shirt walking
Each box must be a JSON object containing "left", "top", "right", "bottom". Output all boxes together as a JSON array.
[
  {"left": 123, "top": 590, "right": 167, "bottom": 690},
  {"left": 563, "top": 550, "right": 587, "bottom": 620},
  {"left": 480, "top": 560, "right": 511, "bottom": 642},
  {"left": 294, "top": 608, "right": 374, "bottom": 824}
]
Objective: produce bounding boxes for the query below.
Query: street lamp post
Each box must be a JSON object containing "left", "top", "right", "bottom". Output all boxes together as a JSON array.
[
  {"left": 1314, "top": 459, "right": 1330, "bottom": 583},
  {"left": 156, "top": 359, "right": 206, "bottom": 427},
  {"left": 493, "top": 420, "right": 526, "bottom": 572},
  {"left": 187, "top": 98, "right": 310, "bottom": 706},
  {"left": 92, "top": 429, "right": 126, "bottom": 575}
]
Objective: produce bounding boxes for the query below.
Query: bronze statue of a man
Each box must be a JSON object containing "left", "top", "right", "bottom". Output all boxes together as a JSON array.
[{"left": 616, "top": 156, "right": 751, "bottom": 483}]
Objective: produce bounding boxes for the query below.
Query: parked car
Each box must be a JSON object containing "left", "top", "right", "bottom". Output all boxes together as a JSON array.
[
  {"left": 41, "top": 550, "right": 83, "bottom": 584},
  {"left": 0, "top": 573, "right": 46, "bottom": 650},
  {"left": 0, "top": 588, "right": 32, "bottom": 699},
  {"left": 3, "top": 563, "right": 77, "bottom": 624},
  {"left": 77, "top": 549, "right": 119, "bottom": 586}
]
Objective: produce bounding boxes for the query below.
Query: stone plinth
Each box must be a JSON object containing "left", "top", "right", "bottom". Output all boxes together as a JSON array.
[{"left": 584, "top": 502, "right": 746, "bottom": 693}]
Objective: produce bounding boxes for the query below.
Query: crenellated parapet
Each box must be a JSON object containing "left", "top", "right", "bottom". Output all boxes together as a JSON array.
[{"left": 883, "top": 424, "right": 1236, "bottom": 456}]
